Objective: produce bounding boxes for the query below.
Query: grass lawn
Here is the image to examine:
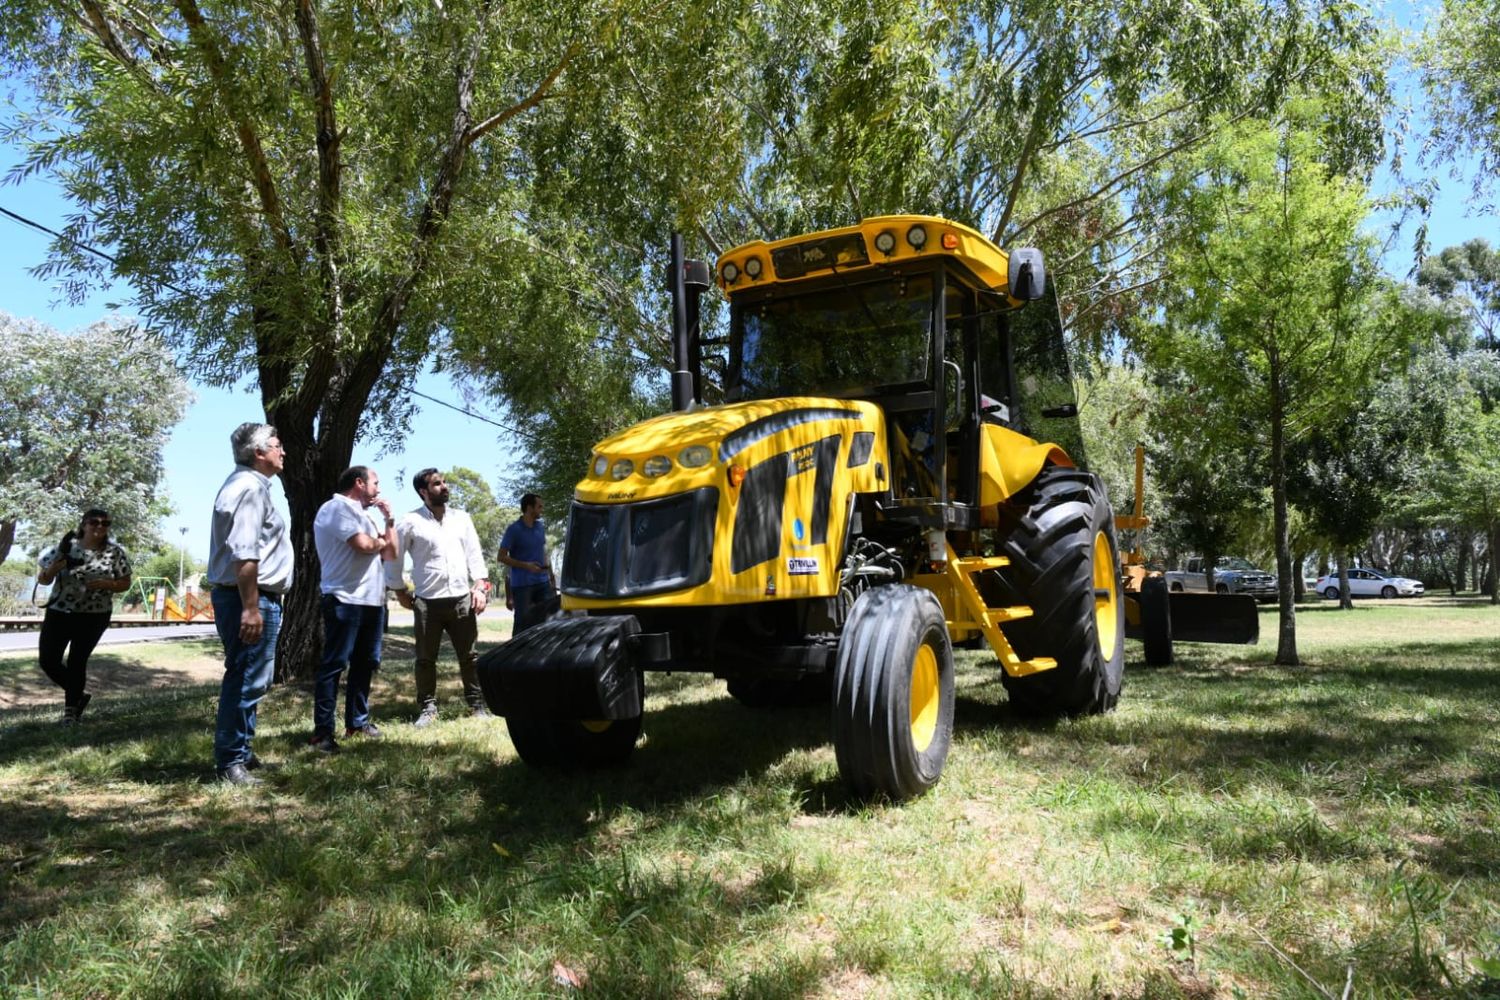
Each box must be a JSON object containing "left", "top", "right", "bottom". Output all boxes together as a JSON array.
[{"left": 1, "top": 598, "right": 1497, "bottom": 998}]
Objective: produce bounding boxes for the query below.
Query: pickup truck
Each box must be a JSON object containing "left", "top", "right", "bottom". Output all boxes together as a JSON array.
[{"left": 1165, "top": 557, "right": 1278, "bottom": 603}]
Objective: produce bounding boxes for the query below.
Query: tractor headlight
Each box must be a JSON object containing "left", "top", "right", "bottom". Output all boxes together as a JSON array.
[
  {"left": 721, "top": 262, "right": 739, "bottom": 284},
  {"left": 610, "top": 458, "right": 635, "bottom": 481},
  {"left": 744, "top": 256, "right": 763, "bottom": 278},
  {"left": 642, "top": 455, "right": 673, "bottom": 478},
  {"left": 874, "top": 230, "right": 896, "bottom": 254},
  {"left": 592, "top": 455, "right": 608, "bottom": 477},
  {"left": 678, "top": 444, "right": 711, "bottom": 468},
  {"left": 906, "top": 225, "right": 927, "bottom": 249}
]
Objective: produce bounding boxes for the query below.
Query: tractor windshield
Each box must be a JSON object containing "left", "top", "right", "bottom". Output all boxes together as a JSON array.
[{"left": 729, "top": 275, "right": 933, "bottom": 400}]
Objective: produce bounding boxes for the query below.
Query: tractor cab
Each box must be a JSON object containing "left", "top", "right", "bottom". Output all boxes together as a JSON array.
[{"left": 717, "top": 215, "right": 1083, "bottom": 530}]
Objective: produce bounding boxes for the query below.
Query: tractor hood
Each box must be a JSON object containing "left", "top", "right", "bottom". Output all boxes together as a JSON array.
[{"left": 575, "top": 396, "right": 885, "bottom": 505}]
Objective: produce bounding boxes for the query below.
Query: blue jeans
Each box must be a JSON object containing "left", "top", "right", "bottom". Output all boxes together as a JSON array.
[
  {"left": 315, "top": 595, "right": 384, "bottom": 737},
  {"left": 212, "top": 588, "right": 281, "bottom": 770}
]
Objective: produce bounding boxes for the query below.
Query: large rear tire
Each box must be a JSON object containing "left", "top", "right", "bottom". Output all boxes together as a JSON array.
[
  {"left": 1140, "top": 576, "right": 1173, "bottom": 667},
  {"left": 832, "top": 585, "right": 955, "bottom": 801},
  {"left": 995, "top": 467, "right": 1126, "bottom": 716}
]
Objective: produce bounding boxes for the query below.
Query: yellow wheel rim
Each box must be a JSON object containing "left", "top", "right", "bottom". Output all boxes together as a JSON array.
[
  {"left": 1092, "top": 531, "right": 1121, "bottom": 658},
  {"left": 909, "top": 643, "right": 940, "bottom": 753},
  {"left": 580, "top": 720, "right": 612, "bottom": 733}
]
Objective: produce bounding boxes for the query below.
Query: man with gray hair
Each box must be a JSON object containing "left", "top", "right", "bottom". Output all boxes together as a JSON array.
[{"left": 206, "top": 422, "right": 293, "bottom": 785}]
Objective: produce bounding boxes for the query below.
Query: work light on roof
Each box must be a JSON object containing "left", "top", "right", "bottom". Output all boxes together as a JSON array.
[
  {"left": 721, "top": 262, "right": 739, "bottom": 284},
  {"left": 744, "top": 256, "right": 763, "bottom": 278},
  {"left": 906, "top": 225, "right": 927, "bottom": 249},
  {"left": 874, "top": 230, "right": 896, "bottom": 254}
]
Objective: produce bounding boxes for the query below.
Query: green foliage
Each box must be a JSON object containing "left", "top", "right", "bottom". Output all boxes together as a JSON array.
[
  {"left": 1420, "top": 0, "right": 1500, "bottom": 209},
  {"left": 438, "top": 0, "right": 1392, "bottom": 502},
  {"left": 1416, "top": 238, "right": 1500, "bottom": 351},
  {"left": 1140, "top": 102, "right": 1417, "bottom": 659},
  {"left": 440, "top": 465, "right": 513, "bottom": 582},
  {"left": 0, "top": 313, "right": 190, "bottom": 564}
]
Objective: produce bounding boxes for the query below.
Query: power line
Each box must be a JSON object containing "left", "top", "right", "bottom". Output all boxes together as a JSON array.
[
  {"left": 0, "top": 204, "right": 193, "bottom": 298},
  {"left": 2, "top": 201, "right": 529, "bottom": 438},
  {"left": 408, "top": 387, "right": 535, "bottom": 440}
]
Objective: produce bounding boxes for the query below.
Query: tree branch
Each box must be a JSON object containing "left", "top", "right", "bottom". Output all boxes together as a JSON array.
[
  {"left": 294, "top": 0, "right": 345, "bottom": 338},
  {"left": 465, "top": 44, "right": 579, "bottom": 145},
  {"left": 174, "top": 0, "right": 297, "bottom": 260}
]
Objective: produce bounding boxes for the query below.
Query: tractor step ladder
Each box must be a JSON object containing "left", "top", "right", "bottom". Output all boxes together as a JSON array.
[{"left": 945, "top": 546, "right": 1058, "bottom": 677}]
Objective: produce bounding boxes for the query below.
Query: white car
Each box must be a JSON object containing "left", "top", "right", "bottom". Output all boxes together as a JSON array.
[{"left": 1314, "top": 568, "right": 1425, "bottom": 599}]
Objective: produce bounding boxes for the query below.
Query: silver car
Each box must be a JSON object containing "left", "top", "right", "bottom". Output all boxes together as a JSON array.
[{"left": 1315, "top": 568, "right": 1425, "bottom": 599}]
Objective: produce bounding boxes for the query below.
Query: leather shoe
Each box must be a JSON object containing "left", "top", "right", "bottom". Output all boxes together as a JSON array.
[
  {"left": 216, "top": 763, "right": 261, "bottom": 786},
  {"left": 308, "top": 733, "right": 341, "bottom": 755}
]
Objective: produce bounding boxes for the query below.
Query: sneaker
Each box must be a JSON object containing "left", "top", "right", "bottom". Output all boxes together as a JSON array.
[
  {"left": 345, "top": 722, "right": 383, "bottom": 740},
  {"left": 308, "top": 733, "right": 341, "bottom": 755},
  {"left": 412, "top": 706, "right": 439, "bottom": 728},
  {"left": 60, "top": 707, "right": 77, "bottom": 727},
  {"left": 468, "top": 704, "right": 492, "bottom": 719},
  {"left": 216, "top": 763, "right": 262, "bottom": 786}
]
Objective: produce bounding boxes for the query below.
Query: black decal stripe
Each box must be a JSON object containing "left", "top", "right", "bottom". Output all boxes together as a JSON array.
[
  {"left": 731, "top": 452, "right": 789, "bottom": 573},
  {"left": 847, "top": 431, "right": 875, "bottom": 468},
  {"left": 719, "top": 408, "right": 863, "bottom": 463},
  {"left": 810, "top": 434, "right": 841, "bottom": 545}
]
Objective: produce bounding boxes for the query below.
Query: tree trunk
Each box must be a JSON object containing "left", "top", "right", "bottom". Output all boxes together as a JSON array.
[
  {"left": 1269, "top": 356, "right": 1298, "bottom": 665},
  {"left": 1336, "top": 552, "right": 1354, "bottom": 610},
  {"left": 0, "top": 519, "right": 15, "bottom": 567},
  {"left": 1491, "top": 524, "right": 1500, "bottom": 605},
  {"left": 1292, "top": 549, "right": 1306, "bottom": 602}
]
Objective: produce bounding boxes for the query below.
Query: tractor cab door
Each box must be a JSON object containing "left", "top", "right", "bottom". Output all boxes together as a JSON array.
[{"left": 986, "top": 277, "right": 1089, "bottom": 470}]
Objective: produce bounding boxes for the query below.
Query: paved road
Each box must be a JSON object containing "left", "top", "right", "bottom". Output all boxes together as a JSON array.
[{"left": 0, "top": 622, "right": 219, "bottom": 653}]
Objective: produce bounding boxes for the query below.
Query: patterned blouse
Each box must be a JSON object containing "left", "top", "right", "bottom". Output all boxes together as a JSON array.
[{"left": 38, "top": 541, "right": 132, "bottom": 615}]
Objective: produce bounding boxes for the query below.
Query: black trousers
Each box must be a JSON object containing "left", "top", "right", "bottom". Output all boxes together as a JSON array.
[{"left": 37, "top": 609, "right": 112, "bottom": 707}]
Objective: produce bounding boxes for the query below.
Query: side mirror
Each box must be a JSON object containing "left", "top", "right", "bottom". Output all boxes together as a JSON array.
[{"left": 1007, "top": 248, "right": 1046, "bottom": 301}]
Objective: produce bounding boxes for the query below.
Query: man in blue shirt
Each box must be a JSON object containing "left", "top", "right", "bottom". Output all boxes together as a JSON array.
[{"left": 498, "top": 493, "right": 557, "bottom": 634}]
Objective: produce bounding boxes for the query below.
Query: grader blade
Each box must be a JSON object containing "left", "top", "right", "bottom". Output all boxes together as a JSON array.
[{"left": 1165, "top": 593, "right": 1259, "bottom": 644}]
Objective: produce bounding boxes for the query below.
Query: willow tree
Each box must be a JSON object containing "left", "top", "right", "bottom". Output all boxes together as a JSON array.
[
  {"left": 1, "top": 1, "right": 737, "bottom": 674},
  {"left": 444, "top": 0, "right": 1391, "bottom": 507}
]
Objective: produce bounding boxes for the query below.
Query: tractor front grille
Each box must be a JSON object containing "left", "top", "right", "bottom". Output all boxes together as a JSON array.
[{"left": 561, "top": 489, "right": 718, "bottom": 599}]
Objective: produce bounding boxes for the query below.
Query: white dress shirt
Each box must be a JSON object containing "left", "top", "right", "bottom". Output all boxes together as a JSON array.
[
  {"left": 313, "top": 493, "right": 387, "bottom": 606},
  {"left": 386, "top": 505, "right": 489, "bottom": 599}
]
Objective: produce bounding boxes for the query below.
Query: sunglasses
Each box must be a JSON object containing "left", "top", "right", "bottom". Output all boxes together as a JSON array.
[{"left": 85, "top": 519, "right": 112, "bottom": 527}]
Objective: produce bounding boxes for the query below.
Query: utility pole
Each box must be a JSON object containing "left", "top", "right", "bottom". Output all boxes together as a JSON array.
[{"left": 179, "top": 526, "right": 188, "bottom": 594}]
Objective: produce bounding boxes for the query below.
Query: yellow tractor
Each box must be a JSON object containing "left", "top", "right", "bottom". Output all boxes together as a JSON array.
[{"left": 480, "top": 215, "right": 1134, "bottom": 800}]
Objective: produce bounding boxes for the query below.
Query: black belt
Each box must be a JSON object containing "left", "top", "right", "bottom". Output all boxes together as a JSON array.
[{"left": 258, "top": 588, "right": 283, "bottom": 604}]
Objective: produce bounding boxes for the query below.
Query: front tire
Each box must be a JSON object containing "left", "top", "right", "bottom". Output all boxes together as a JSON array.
[
  {"left": 1381, "top": 585, "right": 1396, "bottom": 599},
  {"left": 832, "top": 585, "right": 955, "bottom": 801},
  {"left": 995, "top": 467, "right": 1126, "bottom": 716},
  {"left": 1140, "top": 576, "right": 1173, "bottom": 667},
  {"left": 504, "top": 671, "right": 645, "bottom": 768}
]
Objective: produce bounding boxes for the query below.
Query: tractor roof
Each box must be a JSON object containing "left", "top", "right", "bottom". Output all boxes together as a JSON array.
[{"left": 715, "top": 215, "right": 1012, "bottom": 297}]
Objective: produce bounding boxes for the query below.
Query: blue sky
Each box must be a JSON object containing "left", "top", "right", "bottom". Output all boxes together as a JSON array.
[{"left": 2, "top": 11, "right": 1493, "bottom": 560}]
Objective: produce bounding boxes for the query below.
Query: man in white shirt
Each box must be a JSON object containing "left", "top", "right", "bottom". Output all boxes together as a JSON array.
[
  {"left": 386, "top": 468, "right": 492, "bottom": 726},
  {"left": 311, "top": 465, "right": 397, "bottom": 753}
]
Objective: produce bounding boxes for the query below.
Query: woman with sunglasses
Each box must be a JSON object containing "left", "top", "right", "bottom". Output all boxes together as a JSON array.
[{"left": 35, "top": 509, "right": 133, "bottom": 724}]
